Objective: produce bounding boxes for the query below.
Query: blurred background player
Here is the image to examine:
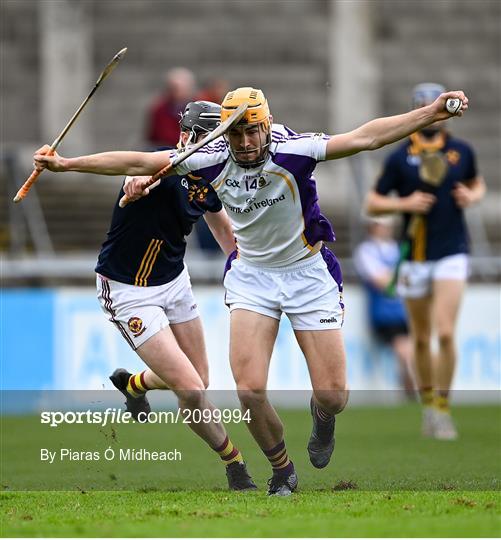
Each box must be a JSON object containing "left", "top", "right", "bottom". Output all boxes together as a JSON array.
[
  {"left": 365, "top": 82, "right": 486, "bottom": 440},
  {"left": 145, "top": 67, "right": 196, "bottom": 149},
  {"left": 354, "top": 215, "right": 415, "bottom": 397},
  {"left": 33, "top": 85, "right": 469, "bottom": 495},
  {"left": 97, "top": 100, "right": 256, "bottom": 491}
]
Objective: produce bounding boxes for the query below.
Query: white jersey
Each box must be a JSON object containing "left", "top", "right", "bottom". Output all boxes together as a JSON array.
[{"left": 175, "top": 124, "right": 335, "bottom": 267}]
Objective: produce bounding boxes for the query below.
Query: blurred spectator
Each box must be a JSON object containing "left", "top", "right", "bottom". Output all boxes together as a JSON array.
[
  {"left": 145, "top": 67, "right": 196, "bottom": 148},
  {"left": 196, "top": 77, "right": 229, "bottom": 105},
  {"left": 354, "top": 216, "right": 415, "bottom": 397}
]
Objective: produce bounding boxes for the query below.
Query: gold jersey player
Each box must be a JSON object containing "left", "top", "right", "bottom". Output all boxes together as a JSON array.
[{"left": 34, "top": 86, "right": 469, "bottom": 496}]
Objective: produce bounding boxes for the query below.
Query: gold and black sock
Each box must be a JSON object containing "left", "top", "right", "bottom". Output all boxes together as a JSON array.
[
  {"left": 126, "top": 371, "right": 149, "bottom": 398},
  {"left": 420, "top": 386, "right": 434, "bottom": 407},
  {"left": 213, "top": 436, "right": 244, "bottom": 466},
  {"left": 264, "top": 440, "right": 294, "bottom": 477},
  {"left": 434, "top": 392, "right": 450, "bottom": 413}
]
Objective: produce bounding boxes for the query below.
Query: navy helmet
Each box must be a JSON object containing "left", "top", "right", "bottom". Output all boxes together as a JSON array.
[{"left": 180, "top": 101, "right": 221, "bottom": 145}]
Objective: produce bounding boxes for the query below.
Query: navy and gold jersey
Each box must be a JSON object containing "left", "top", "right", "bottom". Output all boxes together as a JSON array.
[
  {"left": 95, "top": 174, "right": 222, "bottom": 286},
  {"left": 375, "top": 134, "right": 478, "bottom": 261}
]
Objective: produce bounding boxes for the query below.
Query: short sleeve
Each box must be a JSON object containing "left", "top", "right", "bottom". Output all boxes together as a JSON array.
[
  {"left": 174, "top": 139, "right": 228, "bottom": 177},
  {"left": 308, "top": 133, "right": 330, "bottom": 162},
  {"left": 277, "top": 131, "right": 330, "bottom": 162},
  {"left": 174, "top": 152, "right": 205, "bottom": 177},
  {"left": 204, "top": 185, "right": 223, "bottom": 213}
]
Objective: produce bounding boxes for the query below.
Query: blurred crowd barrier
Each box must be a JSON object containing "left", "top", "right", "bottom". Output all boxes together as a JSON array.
[
  {"left": 1, "top": 0, "right": 500, "bottom": 275},
  {"left": 2, "top": 285, "right": 499, "bottom": 403}
]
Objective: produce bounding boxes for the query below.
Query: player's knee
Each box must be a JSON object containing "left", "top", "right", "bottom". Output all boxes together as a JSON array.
[
  {"left": 237, "top": 388, "right": 268, "bottom": 410},
  {"left": 314, "top": 388, "right": 349, "bottom": 415},
  {"left": 200, "top": 372, "right": 209, "bottom": 389},
  {"left": 414, "top": 333, "right": 431, "bottom": 351},
  {"left": 176, "top": 388, "right": 205, "bottom": 410},
  {"left": 438, "top": 331, "right": 454, "bottom": 349}
]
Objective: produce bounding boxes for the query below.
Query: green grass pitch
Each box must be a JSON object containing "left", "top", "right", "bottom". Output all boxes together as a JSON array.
[{"left": 1, "top": 404, "right": 500, "bottom": 537}]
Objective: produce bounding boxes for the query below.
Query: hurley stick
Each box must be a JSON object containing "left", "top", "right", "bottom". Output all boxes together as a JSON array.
[
  {"left": 14, "top": 47, "right": 128, "bottom": 203},
  {"left": 385, "top": 151, "right": 448, "bottom": 296}
]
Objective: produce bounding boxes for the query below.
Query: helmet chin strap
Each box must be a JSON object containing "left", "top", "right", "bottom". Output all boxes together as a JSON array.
[
  {"left": 232, "top": 144, "right": 270, "bottom": 168},
  {"left": 178, "top": 126, "right": 209, "bottom": 151},
  {"left": 185, "top": 130, "right": 197, "bottom": 148}
]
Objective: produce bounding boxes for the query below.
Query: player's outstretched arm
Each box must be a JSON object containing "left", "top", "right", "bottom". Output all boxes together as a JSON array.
[
  {"left": 33, "top": 144, "right": 172, "bottom": 177},
  {"left": 325, "top": 91, "right": 468, "bottom": 160},
  {"left": 203, "top": 209, "right": 237, "bottom": 256}
]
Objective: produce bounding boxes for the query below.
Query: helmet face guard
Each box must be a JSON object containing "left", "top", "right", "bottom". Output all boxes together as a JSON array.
[
  {"left": 412, "top": 82, "right": 445, "bottom": 109},
  {"left": 225, "top": 122, "right": 271, "bottom": 169},
  {"left": 179, "top": 100, "right": 221, "bottom": 148},
  {"left": 221, "top": 87, "right": 272, "bottom": 168},
  {"left": 411, "top": 83, "right": 447, "bottom": 139}
]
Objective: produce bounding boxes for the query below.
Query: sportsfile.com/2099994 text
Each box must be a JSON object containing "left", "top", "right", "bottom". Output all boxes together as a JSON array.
[{"left": 40, "top": 408, "right": 251, "bottom": 427}]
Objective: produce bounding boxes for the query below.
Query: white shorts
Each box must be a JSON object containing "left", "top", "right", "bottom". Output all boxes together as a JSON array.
[
  {"left": 397, "top": 253, "right": 469, "bottom": 299},
  {"left": 96, "top": 267, "right": 199, "bottom": 350},
  {"left": 223, "top": 249, "right": 345, "bottom": 330}
]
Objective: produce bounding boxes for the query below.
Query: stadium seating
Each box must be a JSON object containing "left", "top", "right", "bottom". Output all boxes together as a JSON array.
[{"left": 1, "top": 0, "right": 499, "bottom": 271}]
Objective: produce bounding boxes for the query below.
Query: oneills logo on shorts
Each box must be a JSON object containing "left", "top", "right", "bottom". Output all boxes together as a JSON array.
[
  {"left": 320, "top": 316, "right": 337, "bottom": 324},
  {"left": 128, "top": 317, "right": 147, "bottom": 338}
]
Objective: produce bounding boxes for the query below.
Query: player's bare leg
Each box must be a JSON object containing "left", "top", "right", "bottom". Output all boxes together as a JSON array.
[
  {"left": 171, "top": 317, "right": 209, "bottom": 388},
  {"left": 392, "top": 335, "right": 416, "bottom": 397},
  {"left": 141, "top": 369, "right": 169, "bottom": 389},
  {"left": 432, "top": 279, "right": 464, "bottom": 393},
  {"left": 295, "top": 328, "right": 348, "bottom": 468},
  {"left": 131, "top": 317, "right": 209, "bottom": 388},
  {"left": 137, "top": 327, "right": 221, "bottom": 439},
  {"left": 405, "top": 295, "right": 435, "bottom": 436},
  {"left": 230, "top": 310, "right": 281, "bottom": 448},
  {"left": 136, "top": 326, "right": 256, "bottom": 489},
  {"left": 230, "top": 309, "right": 297, "bottom": 495},
  {"left": 406, "top": 296, "right": 433, "bottom": 388},
  {"left": 114, "top": 317, "right": 209, "bottom": 410},
  {"left": 431, "top": 279, "right": 465, "bottom": 440}
]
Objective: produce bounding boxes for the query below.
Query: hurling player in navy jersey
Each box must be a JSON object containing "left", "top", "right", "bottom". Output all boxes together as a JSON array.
[
  {"left": 365, "top": 83, "right": 486, "bottom": 440},
  {"left": 34, "top": 85, "right": 469, "bottom": 496},
  {"left": 91, "top": 101, "right": 256, "bottom": 490}
]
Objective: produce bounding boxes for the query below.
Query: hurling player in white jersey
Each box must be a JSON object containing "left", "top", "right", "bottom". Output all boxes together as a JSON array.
[{"left": 34, "top": 86, "right": 469, "bottom": 496}]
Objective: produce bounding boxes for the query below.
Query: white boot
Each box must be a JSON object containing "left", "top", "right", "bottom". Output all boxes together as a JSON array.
[
  {"left": 433, "top": 410, "right": 458, "bottom": 440},
  {"left": 422, "top": 406, "right": 436, "bottom": 437}
]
